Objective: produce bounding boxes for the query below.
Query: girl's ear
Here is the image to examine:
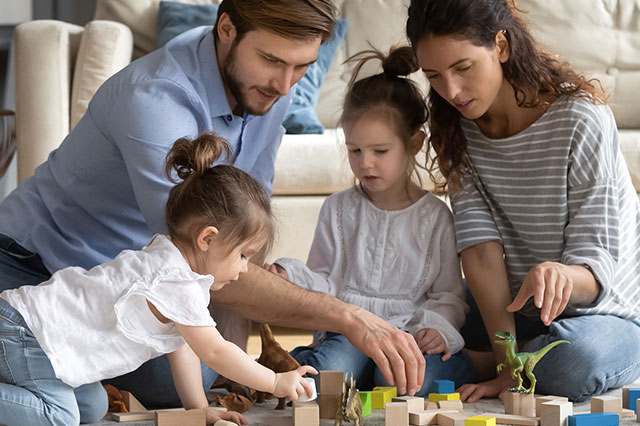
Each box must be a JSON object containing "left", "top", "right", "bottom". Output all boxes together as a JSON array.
[
  {"left": 410, "top": 130, "right": 426, "bottom": 156},
  {"left": 196, "top": 226, "right": 219, "bottom": 252},
  {"left": 496, "top": 30, "right": 510, "bottom": 64}
]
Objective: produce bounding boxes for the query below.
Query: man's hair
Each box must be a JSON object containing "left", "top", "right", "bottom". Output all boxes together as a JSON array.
[{"left": 214, "top": 0, "right": 336, "bottom": 43}]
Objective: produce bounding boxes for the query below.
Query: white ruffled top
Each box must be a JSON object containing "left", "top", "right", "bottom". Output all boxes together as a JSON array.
[
  {"left": 1, "top": 234, "right": 214, "bottom": 387},
  {"left": 276, "top": 188, "right": 468, "bottom": 353}
]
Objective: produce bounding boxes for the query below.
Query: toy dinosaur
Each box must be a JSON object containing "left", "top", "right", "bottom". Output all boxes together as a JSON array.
[
  {"left": 335, "top": 372, "right": 363, "bottom": 426},
  {"left": 495, "top": 331, "right": 570, "bottom": 393},
  {"left": 255, "top": 323, "right": 301, "bottom": 410}
]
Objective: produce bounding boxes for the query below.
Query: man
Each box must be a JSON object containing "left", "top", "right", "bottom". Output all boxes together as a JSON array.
[{"left": 0, "top": 0, "right": 425, "bottom": 412}]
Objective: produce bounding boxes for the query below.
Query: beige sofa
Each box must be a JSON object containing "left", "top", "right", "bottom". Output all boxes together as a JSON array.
[{"left": 13, "top": 0, "right": 640, "bottom": 267}]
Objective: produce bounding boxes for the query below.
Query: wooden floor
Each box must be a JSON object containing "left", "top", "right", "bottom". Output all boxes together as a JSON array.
[{"left": 246, "top": 324, "right": 314, "bottom": 356}]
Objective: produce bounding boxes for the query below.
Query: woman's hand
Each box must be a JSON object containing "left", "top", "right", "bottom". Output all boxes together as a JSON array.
[
  {"left": 204, "top": 407, "right": 248, "bottom": 425},
  {"left": 457, "top": 371, "right": 515, "bottom": 403},
  {"left": 272, "top": 366, "right": 318, "bottom": 400},
  {"left": 415, "top": 328, "right": 451, "bottom": 361},
  {"left": 507, "top": 261, "right": 573, "bottom": 326},
  {"left": 263, "top": 262, "right": 288, "bottom": 280}
]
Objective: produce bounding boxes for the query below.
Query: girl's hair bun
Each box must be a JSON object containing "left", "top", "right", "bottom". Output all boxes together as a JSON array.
[
  {"left": 165, "top": 133, "right": 231, "bottom": 183},
  {"left": 382, "top": 45, "right": 419, "bottom": 79}
]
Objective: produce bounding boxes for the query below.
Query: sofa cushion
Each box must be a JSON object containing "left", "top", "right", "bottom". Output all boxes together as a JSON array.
[
  {"left": 156, "top": 1, "right": 218, "bottom": 48},
  {"left": 282, "top": 18, "right": 348, "bottom": 134},
  {"left": 71, "top": 20, "right": 133, "bottom": 130}
]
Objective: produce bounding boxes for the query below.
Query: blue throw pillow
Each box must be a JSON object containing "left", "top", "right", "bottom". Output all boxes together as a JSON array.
[
  {"left": 156, "top": 2, "right": 348, "bottom": 134},
  {"left": 156, "top": 1, "right": 219, "bottom": 48}
]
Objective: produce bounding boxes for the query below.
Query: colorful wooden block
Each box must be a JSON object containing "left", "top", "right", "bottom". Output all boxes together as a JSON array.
[
  {"left": 465, "top": 415, "right": 496, "bottom": 426},
  {"left": 628, "top": 388, "right": 640, "bottom": 412},
  {"left": 428, "top": 392, "right": 460, "bottom": 403},
  {"left": 535, "top": 395, "right": 568, "bottom": 416},
  {"left": 590, "top": 396, "right": 622, "bottom": 414},
  {"left": 319, "top": 394, "right": 340, "bottom": 419},
  {"left": 567, "top": 412, "right": 619, "bottom": 426},
  {"left": 504, "top": 391, "right": 535, "bottom": 417},
  {"left": 385, "top": 402, "right": 409, "bottom": 426},
  {"left": 438, "top": 399, "right": 463, "bottom": 412},
  {"left": 540, "top": 399, "right": 573, "bottom": 426},
  {"left": 479, "top": 412, "right": 539, "bottom": 425},
  {"left": 392, "top": 395, "right": 424, "bottom": 412},
  {"left": 155, "top": 409, "right": 206, "bottom": 426},
  {"left": 293, "top": 400, "right": 319, "bottom": 426},
  {"left": 438, "top": 411, "right": 468, "bottom": 426},
  {"left": 373, "top": 386, "right": 398, "bottom": 398},
  {"left": 372, "top": 388, "right": 396, "bottom": 409},
  {"left": 319, "top": 370, "right": 344, "bottom": 396},
  {"left": 359, "top": 391, "right": 372, "bottom": 417},
  {"left": 429, "top": 379, "right": 455, "bottom": 394}
]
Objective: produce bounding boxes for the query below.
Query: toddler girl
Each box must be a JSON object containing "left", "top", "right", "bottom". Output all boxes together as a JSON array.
[
  {"left": 0, "top": 133, "right": 315, "bottom": 426},
  {"left": 265, "top": 46, "right": 475, "bottom": 395}
]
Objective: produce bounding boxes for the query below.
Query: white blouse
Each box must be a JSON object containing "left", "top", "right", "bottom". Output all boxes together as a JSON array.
[
  {"left": 1, "top": 234, "right": 215, "bottom": 387},
  {"left": 277, "top": 188, "right": 467, "bottom": 353}
]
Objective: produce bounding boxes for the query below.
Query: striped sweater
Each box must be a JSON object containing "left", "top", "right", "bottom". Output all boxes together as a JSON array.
[{"left": 451, "top": 96, "right": 640, "bottom": 319}]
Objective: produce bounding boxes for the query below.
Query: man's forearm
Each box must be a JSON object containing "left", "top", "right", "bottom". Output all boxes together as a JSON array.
[{"left": 212, "top": 262, "right": 357, "bottom": 334}]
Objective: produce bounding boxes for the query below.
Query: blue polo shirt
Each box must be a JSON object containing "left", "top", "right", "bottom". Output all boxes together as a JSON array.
[{"left": 0, "top": 26, "right": 292, "bottom": 272}]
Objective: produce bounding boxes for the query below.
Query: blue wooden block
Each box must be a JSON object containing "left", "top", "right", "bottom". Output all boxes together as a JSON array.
[
  {"left": 428, "top": 379, "right": 455, "bottom": 394},
  {"left": 568, "top": 412, "right": 619, "bottom": 426},
  {"left": 629, "top": 388, "right": 640, "bottom": 412}
]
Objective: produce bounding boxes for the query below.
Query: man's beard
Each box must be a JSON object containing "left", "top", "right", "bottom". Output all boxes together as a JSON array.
[{"left": 223, "top": 43, "right": 280, "bottom": 116}]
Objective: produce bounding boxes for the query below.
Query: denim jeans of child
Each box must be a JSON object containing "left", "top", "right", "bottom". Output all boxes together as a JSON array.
[
  {"left": 0, "top": 298, "right": 108, "bottom": 426},
  {"left": 291, "top": 332, "right": 476, "bottom": 396},
  {"left": 0, "top": 234, "right": 217, "bottom": 408},
  {"left": 461, "top": 289, "right": 640, "bottom": 402}
]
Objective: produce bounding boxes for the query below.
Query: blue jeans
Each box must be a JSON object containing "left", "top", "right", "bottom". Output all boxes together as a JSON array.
[
  {"left": 0, "top": 298, "right": 108, "bottom": 426},
  {"left": 461, "top": 289, "right": 640, "bottom": 401},
  {"left": 291, "top": 332, "right": 476, "bottom": 396},
  {"left": 0, "top": 234, "right": 218, "bottom": 408}
]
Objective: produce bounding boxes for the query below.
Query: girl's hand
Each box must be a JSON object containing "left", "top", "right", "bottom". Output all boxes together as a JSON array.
[
  {"left": 458, "top": 371, "right": 515, "bottom": 403},
  {"left": 263, "top": 262, "right": 288, "bottom": 280},
  {"left": 415, "top": 328, "right": 451, "bottom": 361},
  {"left": 204, "top": 407, "right": 247, "bottom": 426},
  {"left": 507, "top": 261, "right": 573, "bottom": 326},
  {"left": 272, "top": 366, "right": 318, "bottom": 400}
]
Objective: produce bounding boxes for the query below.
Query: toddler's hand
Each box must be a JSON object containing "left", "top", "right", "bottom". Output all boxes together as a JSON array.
[
  {"left": 415, "top": 328, "right": 451, "bottom": 361},
  {"left": 204, "top": 407, "right": 247, "bottom": 425},
  {"left": 272, "top": 366, "right": 318, "bottom": 400},
  {"left": 263, "top": 262, "right": 288, "bottom": 280}
]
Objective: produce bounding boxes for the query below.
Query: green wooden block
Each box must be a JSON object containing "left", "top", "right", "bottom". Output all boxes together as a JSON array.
[{"left": 359, "top": 391, "right": 372, "bottom": 417}]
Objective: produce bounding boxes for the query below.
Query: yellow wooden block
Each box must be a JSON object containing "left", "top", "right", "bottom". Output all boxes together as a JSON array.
[
  {"left": 371, "top": 388, "right": 396, "bottom": 409},
  {"left": 428, "top": 392, "right": 460, "bottom": 403},
  {"left": 465, "top": 415, "right": 496, "bottom": 426}
]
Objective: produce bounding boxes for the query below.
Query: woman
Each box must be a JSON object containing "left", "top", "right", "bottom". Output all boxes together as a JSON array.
[{"left": 406, "top": 0, "right": 640, "bottom": 402}]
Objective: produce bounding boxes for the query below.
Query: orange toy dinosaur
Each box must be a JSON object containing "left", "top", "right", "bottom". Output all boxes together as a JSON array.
[{"left": 255, "top": 323, "right": 301, "bottom": 410}]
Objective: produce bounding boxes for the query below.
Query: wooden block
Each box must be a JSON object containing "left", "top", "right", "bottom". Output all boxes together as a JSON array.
[
  {"left": 424, "top": 401, "right": 438, "bottom": 410},
  {"left": 111, "top": 412, "right": 155, "bottom": 422},
  {"left": 213, "top": 421, "right": 238, "bottom": 426},
  {"left": 437, "top": 411, "right": 468, "bottom": 426},
  {"left": 429, "top": 379, "right": 455, "bottom": 394},
  {"left": 540, "top": 400, "right": 573, "bottom": 426},
  {"left": 438, "top": 399, "right": 463, "bottom": 412},
  {"left": 504, "top": 391, "right": 535, "bottom": 417},
  {"left": 629, "top": 389, "right": 640, "bottom": 411},
  {"left": 319, "top": 370, "right": 344, "bottom": 396},
  {"left": 409, "top": 409, "right": 457, "bottom": 425},
  {"left": 293, "top": 400, "right": 319, "bottom": 426},
  {"left": 590, "top": 396, "right": 622, "bottom": 414},
  {"left": 428, "top": 392, "right": 460, "bottom": 403},
  {"left": 156, "top": 409, "right": 206, "bottom": 426},
  {"left": 465, "top": 415, "right": 496, "bottom": 426},
  {"left": 535, "top": 395, "right": 568, "bottom": 416},
  {"left": 393, "top": 395, "right": 424, "bottom": 412},
  {"left": 479, "top": 412, "right": 540, "bottom": 425},
  {"left": 359, "top": 391, "right": 372, "bottom": 417},
  {"left": 385, "top": 402, "right": 409, "bottom": 426},
  {"left": 622, "top": 386, "right": 631, "bottom": 409},
  {"left": 620, "top": 408, "right": 634, "bottom": 418},
  {"left": 374, "top": 386, "right": 398, "bottom": 398},
  {"left": 637, "top": 402, "right": 639, "bottom": 422},
  {"left": 121, "top": 390, "right": 146, "bottom": 413},
  {"left": 372, "top": 388, "right": 396, "bottom": 409},
  {"left": 319, "top": 394, "right": 340, "bottom": 419},
  {"left": 567, "top": 412, "right": 619, "bottom": 426}
]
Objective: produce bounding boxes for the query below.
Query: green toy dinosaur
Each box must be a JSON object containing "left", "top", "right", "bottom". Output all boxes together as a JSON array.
[{"left": 495, "top": 331, "right": 570, "bottom": 393}]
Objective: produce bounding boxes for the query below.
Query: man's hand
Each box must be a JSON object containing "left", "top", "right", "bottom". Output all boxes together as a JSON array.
[
  {"left": 263, "top": 262, "right": 288, "bottom": 280},
  {"left": 415, "top": 328, "right": 451, "bottom": 361},
  {"left": 204, "top": 407, "right": 247, "bottom": 425},
  {"left": 458, "top": 370, "right": 515, "bottom": 403},
  {"left": 507, "top": 261, "right": 573, "bottom": 326},
  {"left": 341, "top": 307, "right": 425, "bottom": 395}
]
